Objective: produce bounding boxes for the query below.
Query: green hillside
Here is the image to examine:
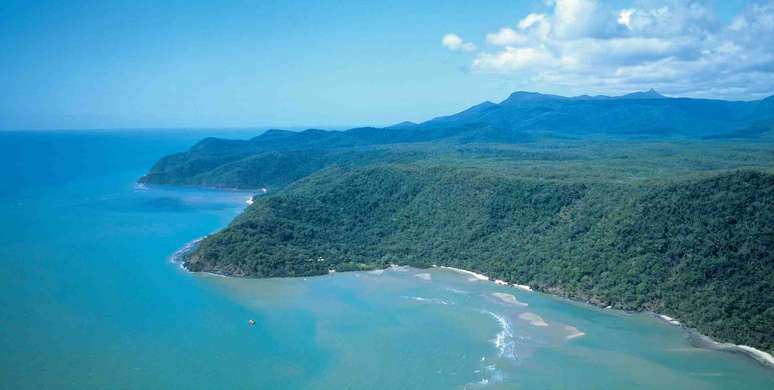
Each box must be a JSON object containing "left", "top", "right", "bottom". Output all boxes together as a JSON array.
[
  {"left": 184, "top": 160, "right": 774, "bottom": 353},
  {"left": 145, "top": 90, "right": 774, "bottom": 354},
  {"left": 139, "top": 91, "right": 774, "bottom": 190}
]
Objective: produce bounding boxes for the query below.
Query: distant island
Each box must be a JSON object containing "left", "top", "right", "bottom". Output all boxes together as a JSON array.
[{"left": 142, "top": 91, "right": 774, "bottom": 355}]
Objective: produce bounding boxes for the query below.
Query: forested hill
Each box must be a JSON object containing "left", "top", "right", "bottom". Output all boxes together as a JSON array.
[
  {"left": 139, "top": 91, "right": 774, "bottom": 190},
  {"left": 143, "top": 90, "right": 774, "bottom": 354},
  {"left": 185, "top": 165, "right": 774, "bottom": 353}
]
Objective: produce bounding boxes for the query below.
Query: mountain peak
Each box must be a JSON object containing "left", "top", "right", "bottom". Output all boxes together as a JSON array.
[
  {"left": 501, "top": 91, "right": 566, "bottom": 104},
  {"left": 620, "top": 89, "right": 666, "bottom": 99},
  {"left": 387, "top": 121, "right": 419, "bottom": 129}
]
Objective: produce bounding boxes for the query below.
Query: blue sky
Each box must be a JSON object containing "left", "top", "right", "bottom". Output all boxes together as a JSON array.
[{"left": 0, "top": 0, "right": 769, "bottom": 130}]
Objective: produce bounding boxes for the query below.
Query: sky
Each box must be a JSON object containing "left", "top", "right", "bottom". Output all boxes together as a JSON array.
[{"left": 0, "top": 0, "right": 771, "bottom": 130}]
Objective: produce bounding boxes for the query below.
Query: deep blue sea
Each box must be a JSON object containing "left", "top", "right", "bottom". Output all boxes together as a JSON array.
[{"left": 1, "top": 130, "right": 773, "bottom": 389}]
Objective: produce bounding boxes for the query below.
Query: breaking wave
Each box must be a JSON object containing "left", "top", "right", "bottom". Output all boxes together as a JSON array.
[
  {"left": 481, "top": 310, "right": 516, "bottom": 360},
  {"left": 169, "top": 237, "right": 204, "bottom": 270},
  {"left": 401, "top": 296, "right": 452, "bottom": 305}
]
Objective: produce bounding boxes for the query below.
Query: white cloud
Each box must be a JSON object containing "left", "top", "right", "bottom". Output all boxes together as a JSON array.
[
  {"left": 618, "top": 9, "right": 635, "bottom": 29},
  {"left": 486, "top": 27, "right": 528, "bottom": 46},
  {"left": 552, "top": 0, "right": 600, "bottom": 38},
  {"left": 518, "top": 13, "right": 552, "bottom": 39},
  {"left": 451, "top": 0, "right": 774, "bottom": 99},
  {"left": 442, "top": 33, "right": 477, "bottom": 52},
  {"left": 473, "top": 47, "right": 555, "bottom": 72},
  {"left": 518, "top": 13, "right": 547, "bottom": 30}
]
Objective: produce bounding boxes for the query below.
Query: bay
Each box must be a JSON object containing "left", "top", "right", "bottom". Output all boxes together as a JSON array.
[{"left": 1, "top": 131, "right": 772, "bottom": 389}]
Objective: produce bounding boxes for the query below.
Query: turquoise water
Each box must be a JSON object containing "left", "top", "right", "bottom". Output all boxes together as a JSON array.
[{"left": 1, "top": 131, "right": 772, "bottom": 389}]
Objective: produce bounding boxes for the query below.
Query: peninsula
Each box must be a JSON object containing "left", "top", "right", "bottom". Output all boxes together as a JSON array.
[{"left": 143, "top": 91, "right": 774, "bottom": 355}]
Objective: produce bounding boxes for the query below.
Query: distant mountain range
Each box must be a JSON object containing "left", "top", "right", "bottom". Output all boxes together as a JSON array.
[
  {"left": 140, "top": 90, "right": 774, "bottom": 189},
  {"left": 208, "top": 90, "right": 774, "bottom": 151},
  {"left": 419, "top": 89, "right": 774, "bottom": 138},
  {"left": 237, "top": 90, "right": 774, "bottom": 146}
]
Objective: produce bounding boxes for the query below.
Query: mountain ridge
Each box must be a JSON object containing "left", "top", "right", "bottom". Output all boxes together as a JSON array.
[{"left": 140, "top": 90, "right": 774, "bottom": 189}]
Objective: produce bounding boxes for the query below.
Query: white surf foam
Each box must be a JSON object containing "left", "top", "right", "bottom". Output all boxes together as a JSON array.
[
  {"left": 481, "top": 311, "right": 516, "bottom": 360},
  {"left": 401, "top": 296, "right": 451, "bottom": 305},
  {"left": 169, "top": 236, "right": 205, "bottom": 269}
]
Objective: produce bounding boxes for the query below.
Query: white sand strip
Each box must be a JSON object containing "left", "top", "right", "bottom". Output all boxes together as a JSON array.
[
  {"left": 441, "top": 266, "right": 489, "bottom": 281},
  {"left": 693, "top": 333, "right": 774, "bottom": 367},
  {"left": 735, "top": 345, "right": 774, "bottom": 366},
  {"left": 657, "top": 314, "right": 681, "bottom": 325}
]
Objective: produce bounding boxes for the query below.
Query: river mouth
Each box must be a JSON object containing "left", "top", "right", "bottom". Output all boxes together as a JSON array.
[{"left": 198, "top": 265, "right": 774, "bottom": 388}]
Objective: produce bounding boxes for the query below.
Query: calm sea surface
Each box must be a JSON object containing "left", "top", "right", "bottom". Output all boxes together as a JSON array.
[{"left": 1, "top": 131, "right": 772, "bottom": 389}]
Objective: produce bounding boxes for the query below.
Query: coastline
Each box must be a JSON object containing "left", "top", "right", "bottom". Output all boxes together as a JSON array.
[
  {"left": 169, "top": 236, "right": 205, "bottom": 271},
  {"left": 169, "top": 239, "right": 773, "bottom": 368},
  {"left": 137, "top": 180, "right": 262, "bottom": 194},
  {"left": 657, "top": 314, "right": 681, "bottom": 326},
  {"left": 687, "top": 329, "right": 774, "bottom": 368},
  {"left": 439, "top": 266, "right": 489, "bottom": 281}
]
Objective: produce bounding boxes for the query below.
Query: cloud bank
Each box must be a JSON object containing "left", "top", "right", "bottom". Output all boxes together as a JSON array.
[{"left": 442, "top": 0, "right": 774, "bottom": 99}]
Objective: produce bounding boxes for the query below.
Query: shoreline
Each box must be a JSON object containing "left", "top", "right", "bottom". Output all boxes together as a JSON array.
[
  {"left": 168, "top": 240, "right": 773, "bottom": 368},
  {"left": 656, "top": 314, "right": 681, "bottom": 326},
  {"left": 136, "top": 179, "right": 262, "bottom": 193},
  {"left": 169, "top": 236, "right": 206, "bottom": 271},
  {"left": 438, "top": 266, "right": 489, "bottom": 281},
  {"left": 436, "top": 266, "right": 533, "bottom": 292},
  {"left": 687, "top": 329, "right": 774, "bottom": 368}
]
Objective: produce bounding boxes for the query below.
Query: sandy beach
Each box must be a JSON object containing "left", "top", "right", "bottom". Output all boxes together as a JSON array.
[
  {"left": 657, "top": 314, "right": 681, "bottom": 325},
  {"left": 440, "top": 266, "right": 489, "bottom": 281},
  {"left": 690, "top": 332, "right": 774, "bottom": 368}
]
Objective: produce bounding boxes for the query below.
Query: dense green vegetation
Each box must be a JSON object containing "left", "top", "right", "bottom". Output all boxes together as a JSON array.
[
  {"left": 140, "top": 91, "right": 774, "bottom": 190},
  {"left": 183, "top": 160, "right": 774, "bottom": 352},
  {"left": 147, "top": 91, "right": 774, "bottom": 353}
]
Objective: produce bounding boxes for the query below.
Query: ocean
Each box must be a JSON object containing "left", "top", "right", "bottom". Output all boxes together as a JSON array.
[{"left": 1, "top": 130, "right": 772, "bottom": 389}]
